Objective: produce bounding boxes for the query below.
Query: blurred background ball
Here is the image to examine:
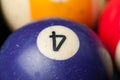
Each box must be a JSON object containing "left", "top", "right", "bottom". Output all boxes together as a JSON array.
[
  {"left": 1, "top": 0, "right": 106, "bottom": 31},
  {"left": 98, "top": 0, "right": 120, "bottom": 71}
]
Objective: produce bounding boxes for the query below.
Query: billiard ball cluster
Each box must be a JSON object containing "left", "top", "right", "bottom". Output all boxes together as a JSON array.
[
  {"left": 0, "top": 0, "right": 119, "bottom": 80},
  {"left": 1, "top": 0, "right": 106, "bottom": 30}
]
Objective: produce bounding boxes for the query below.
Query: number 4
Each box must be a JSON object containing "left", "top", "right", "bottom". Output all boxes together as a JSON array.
[{"left": 50, "top": 31, "right": 66, "bottom": 51}]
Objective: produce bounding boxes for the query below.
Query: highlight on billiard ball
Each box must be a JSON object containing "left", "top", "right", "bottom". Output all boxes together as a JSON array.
[
  {"left": 1, "top": 0, "right": 106, "bottom": 31},
  {"left": 0, "top": 18, "right": 113, "bottom": 80},
  {"left": 98, "top": 0, "right": 120, "bottom": 71}
]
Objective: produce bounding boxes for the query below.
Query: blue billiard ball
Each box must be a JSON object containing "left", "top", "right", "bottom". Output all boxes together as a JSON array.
[{"left": 0, "top": 18, "right": 113, "bottom": 80}]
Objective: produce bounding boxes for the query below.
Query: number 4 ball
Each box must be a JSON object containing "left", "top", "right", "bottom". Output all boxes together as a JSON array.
[
  {"left": 0, "top": 18, "right": 113, "bottom": 80},
  {"left": 1, "top": 0, "right": 106, "bottom": 30}
]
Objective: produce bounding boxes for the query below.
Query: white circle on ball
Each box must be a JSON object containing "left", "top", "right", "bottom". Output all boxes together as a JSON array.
[{"left": 37, "top": 25, "right": 80, "bottom": 60}]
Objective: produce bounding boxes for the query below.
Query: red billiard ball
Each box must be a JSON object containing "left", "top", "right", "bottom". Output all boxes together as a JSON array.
[{"left": 98, "top": 0, "right": 120, "bottom": 71}]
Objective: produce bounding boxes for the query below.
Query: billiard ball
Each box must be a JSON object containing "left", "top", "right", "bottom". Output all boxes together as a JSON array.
[
  {"left": 98, "top": 0, "right": 120, "bottom": 71},
  {"left": 1, "top": 0, "right": 106, "bottom": 31},
  {"left": 0, "top": 18, "right": 113, "bottom": 80}
]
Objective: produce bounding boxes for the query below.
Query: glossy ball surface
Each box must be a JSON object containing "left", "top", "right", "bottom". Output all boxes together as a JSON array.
[{"left": 0, "top": 18, "right": 112, "bottom": 80}]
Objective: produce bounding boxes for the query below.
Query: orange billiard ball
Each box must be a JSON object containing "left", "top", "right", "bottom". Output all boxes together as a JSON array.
[{"left": 1, "top": 0, "right": 106, "bottom": 31}]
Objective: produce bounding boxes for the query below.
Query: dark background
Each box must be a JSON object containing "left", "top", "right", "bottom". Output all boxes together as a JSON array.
[{"left": 0, "top": 5, "right": 11, "bottom": 47}]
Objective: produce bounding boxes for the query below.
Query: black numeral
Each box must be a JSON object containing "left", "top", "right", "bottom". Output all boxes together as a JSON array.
[{"left": 50, "top": 31, "right": 66, "bottom": 51}]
